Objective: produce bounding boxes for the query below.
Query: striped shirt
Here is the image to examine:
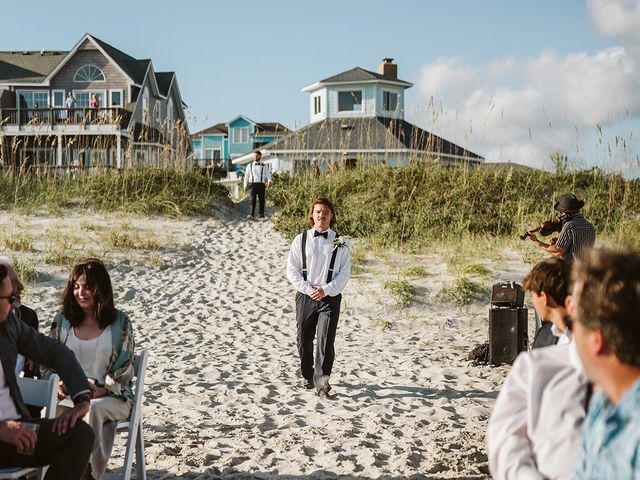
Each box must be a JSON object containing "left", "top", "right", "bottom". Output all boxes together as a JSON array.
[
  {"left": 555, "top": 215, "right": 595, "bottom": 262},
  {"left": 574, "top": 379, "right": 640, "bottom": 479}
]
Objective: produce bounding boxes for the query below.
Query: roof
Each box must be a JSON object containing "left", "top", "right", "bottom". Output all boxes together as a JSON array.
[
  {"left": 320, "top": 67, "right": 408, "bottom": 84},
  {"left": 254, "top": 122, "right": 291, "bottom": 136},
  {"left": 260, "top": 117, "right": 483, "bottom": 161},
  {"left": 480, "top": 162, "right": 538, "bottom": 173},
  {"left": 0, "top": 51, "right": 66, "bottom": 83},
  {"left": 191, "top": 123, "right": 228, "bottom": 137},
  {"left": 154, "top": 72, "right": 175, "bottom": 96},
  {"left": 90, "top": 36, "right": 150, "bottom": 84}
]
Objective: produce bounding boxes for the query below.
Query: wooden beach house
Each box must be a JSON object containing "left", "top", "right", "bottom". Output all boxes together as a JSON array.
[
  {"left": 232, "top": 58, "right": 483, "bottom": 175},
  {"left": 190, "top": 115, "right": 290, "bottom": 171},
  {"left": 0, "top": 33, "right": 190, "bottom": 169}
]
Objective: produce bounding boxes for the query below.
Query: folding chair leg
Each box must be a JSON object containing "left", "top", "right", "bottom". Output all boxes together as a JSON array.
[
  {"left": 121, "top": 423, "right": 138, "bottom": 480},
  {"left": 135, "top": 421, "right": 147, "bottom": 480}
]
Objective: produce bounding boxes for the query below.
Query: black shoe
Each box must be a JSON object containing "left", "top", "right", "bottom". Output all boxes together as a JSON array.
[
  {"left": 303, "top": 379, "right": 314, "bottom": 390},
  {"left": 317, "top": 387, "right": 330, "bottom": 398}
]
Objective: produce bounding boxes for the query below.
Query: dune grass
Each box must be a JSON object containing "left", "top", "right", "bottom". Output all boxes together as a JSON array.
[{"left": 268, "top": 163, "right": 640, "bottom": 249}]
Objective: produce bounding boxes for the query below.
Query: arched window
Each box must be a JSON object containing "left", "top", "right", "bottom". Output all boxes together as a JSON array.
[{"left": 73, "top": 65, "right": 105, "bottom": 82}]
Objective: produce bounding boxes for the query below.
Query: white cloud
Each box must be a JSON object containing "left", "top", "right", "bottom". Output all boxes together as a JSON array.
[
  {"left": 410, "top": 46, "right": 640, "bottom": 171},
  {"left": 588, "top": 0, "right": 640, "bottom": 45}
]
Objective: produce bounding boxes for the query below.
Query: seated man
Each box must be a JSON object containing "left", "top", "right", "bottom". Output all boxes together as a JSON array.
[
  {"left": 0, "top": 257, "right": 40, "bottom": 378},
  {"left": 488, "top": 258, "right": 587, "bottom": 480},
  {"left": 0, "top": 264, "right": 94, "bottom": 479},
  {"left": 572, "top": 249, "right": 640, "bottom": 478}
]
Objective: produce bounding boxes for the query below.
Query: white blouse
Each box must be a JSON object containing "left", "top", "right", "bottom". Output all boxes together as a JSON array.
[{"left": 66, "top": 326, "right": 112, "bottom": 384}]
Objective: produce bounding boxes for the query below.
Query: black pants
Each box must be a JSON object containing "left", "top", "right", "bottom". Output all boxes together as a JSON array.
[
  {"left": 0, "top": 418, "right": 94, "bottom": 480},
  {"left": 296, "top": 292, "right": 341, "bottom": 382},
  {"left": 249, "top": 182, "right": 266, "bottom": 217}
]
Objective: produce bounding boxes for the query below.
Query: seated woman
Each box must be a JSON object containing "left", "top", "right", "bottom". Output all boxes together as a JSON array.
[{"left": 43, "top": 258, "right": 135, "bottom": 480}]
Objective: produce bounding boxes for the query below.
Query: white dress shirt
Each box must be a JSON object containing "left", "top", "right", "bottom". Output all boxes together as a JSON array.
[
  {"left": 243, "top": 161, "right": 272, "bottom": 187},
  {"left": 488, "top": 342, "right": 587, "bottom": 480},
  {"left": 0, "top": 361, "right": 20, "bottom": 421},
  {"left": 286, "top": 228, "right": 351, "bottom": 298}
]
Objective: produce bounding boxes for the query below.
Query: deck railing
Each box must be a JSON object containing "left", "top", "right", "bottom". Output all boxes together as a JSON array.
[{"left": 0, "top": 107, "right": 130, "bottom": 128}]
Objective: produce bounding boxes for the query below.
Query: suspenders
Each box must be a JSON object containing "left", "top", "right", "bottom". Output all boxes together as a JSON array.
[
  {"left": 249, "top": 163, "right": 265, "bottom": 183},
  {"left": 300, "top": 230, "right": 339, "bottom": 283}
]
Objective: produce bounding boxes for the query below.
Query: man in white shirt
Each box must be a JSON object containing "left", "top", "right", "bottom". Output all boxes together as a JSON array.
[
  {"left": 286, "top": 197, "right": 351, "bottom": 397},
  {"left": 0, "top": 263, "right": 94, "bottom": 479},
  {"left": 488, "top": 258, "right": 588, "bottom": 480},
  {"left": 243, "top": 151, "right": 272, "bottom": 220}
]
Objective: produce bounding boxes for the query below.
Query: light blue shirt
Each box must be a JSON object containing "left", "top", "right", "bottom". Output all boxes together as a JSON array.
[{"left": 574, "top": 379, "right": 640, "bottom": 479}]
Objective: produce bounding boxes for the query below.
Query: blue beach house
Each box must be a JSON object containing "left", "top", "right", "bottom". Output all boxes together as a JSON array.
[
  {"left": 233, "top": 58, "right": 483, "bottom": 175},
  {"left": 191, "top": 115, "right": 290, "bottom": 171}
]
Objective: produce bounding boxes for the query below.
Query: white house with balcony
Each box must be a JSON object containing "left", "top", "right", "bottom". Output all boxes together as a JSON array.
[{"left": 233, "top": 58, "right": 483, "bottom": 175}]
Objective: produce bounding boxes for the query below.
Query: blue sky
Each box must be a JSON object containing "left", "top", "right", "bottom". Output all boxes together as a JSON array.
[{"left": 3, "top": 0, "right": 639, "bottom": 175}]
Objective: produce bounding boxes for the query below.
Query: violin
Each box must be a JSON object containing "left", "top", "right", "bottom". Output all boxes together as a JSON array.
[{"left": 519, "top": 219, "right": 563, "bottom": 240}]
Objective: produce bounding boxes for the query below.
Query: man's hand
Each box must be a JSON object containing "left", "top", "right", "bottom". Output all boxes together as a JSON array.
[
  {"left": 310, "top": 286, "right": 326, "bottom": 301},
  {"left": 52, "top": 401, "right": 90, "bottom": 435},
  {"left": 88, "top": 382, "right": 108, "bottom": 399},
  {"left": 57, "top": 380, "right": 67, "bottom": 400},
  {"left": 0, "top": 420, "right": 37, "bottom": 451}
]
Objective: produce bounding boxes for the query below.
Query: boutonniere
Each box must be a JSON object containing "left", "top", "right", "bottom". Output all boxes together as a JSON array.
[{"left": 332, "top": 236, "right": 347, "bottom": 252}]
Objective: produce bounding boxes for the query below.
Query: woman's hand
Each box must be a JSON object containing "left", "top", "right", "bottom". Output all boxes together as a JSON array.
[{"left": 88, "top": 382, "right": 108, "bottom": 399}]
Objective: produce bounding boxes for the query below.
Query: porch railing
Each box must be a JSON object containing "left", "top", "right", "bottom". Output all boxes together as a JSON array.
[{"left": 0, "top": 108, "right": 131, "bottom": 128}]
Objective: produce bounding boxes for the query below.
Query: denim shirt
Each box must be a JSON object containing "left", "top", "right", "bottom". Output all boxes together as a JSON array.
[{"left": 574, "top": 379, "right": 640, "bottom": 479}]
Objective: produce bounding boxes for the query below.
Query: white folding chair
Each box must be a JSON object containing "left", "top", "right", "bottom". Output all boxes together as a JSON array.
[
  {"left": 114, "top": 349, "right": 148, "bottom": 480},
  {"left": 0, "top": 374, "right": 59, "bottom": 480}
]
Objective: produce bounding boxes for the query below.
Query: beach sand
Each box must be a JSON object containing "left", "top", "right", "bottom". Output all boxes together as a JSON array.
[{"left": 4, "top": 203, "right": 535, "bottom": 479}]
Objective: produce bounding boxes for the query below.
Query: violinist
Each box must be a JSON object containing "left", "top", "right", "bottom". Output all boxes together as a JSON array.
[{"left": 526, "top": 193, "right": 595, "bottom": 263}]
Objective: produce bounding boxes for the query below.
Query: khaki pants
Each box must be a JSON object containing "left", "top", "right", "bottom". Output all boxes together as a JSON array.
[{"left": 58, "top": 396, "right": 131, "bottom": 479}]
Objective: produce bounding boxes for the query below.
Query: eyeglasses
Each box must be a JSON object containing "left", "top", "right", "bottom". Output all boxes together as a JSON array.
[{"left": 0, "top": 295, "right": 16, "bottom": 304}]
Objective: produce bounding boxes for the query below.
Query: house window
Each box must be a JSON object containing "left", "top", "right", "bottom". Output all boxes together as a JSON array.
[
  {"left": 74, "top": 91, "right": 105, "bottom": 108},
  {"left": 233, "top": 127, "right": 248, "bottom": 144},
  {"left": 142, "top": 87, "right": 149, "bottom": 122},
  {"left": 167, "top": 98, "right": 174, "bottom": 129},
  {"left": 110, "top": 90, "right": 123, "bottom": 107},
  {"left": 17, "top": 91, "right": 49, "bottom": 108},
  {"left": 52, "top": 90, "right": 65, "bottom": 108},
  {"left": 204, "top": 148, "right": 221, "bottom": 161},
  {"left": 155, "top": 99, "right": 161, "bottom": 124},
  {"left": 383, "top": 91, "right": 398, "bottom": 112},
  {"left": 73, "top": 65, "right": 105, "bottom": 82},
  {"left": 338, "top": 90, "right": 362, "bottom": 112},
  {"left": 313, "top": 95, "right": 321, "bottom": 115}
]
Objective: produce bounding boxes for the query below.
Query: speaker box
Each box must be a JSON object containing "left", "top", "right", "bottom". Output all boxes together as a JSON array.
[
  {"left": 489, "top": 307, "right": 528, "bottom": 365},
  {"left": 491, "top": 282, "right": 525, "bottom": 308}
]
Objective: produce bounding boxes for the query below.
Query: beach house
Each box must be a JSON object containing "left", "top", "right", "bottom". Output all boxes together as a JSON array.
[
  {"left": 190, "top": 115, "right": 290, "bottom": 171},
  {"left": 0, "top": 33, "right": 190, "bottom": 169},
  {"left": 232, "top": 58, "right": 483, "bottom": 174}
]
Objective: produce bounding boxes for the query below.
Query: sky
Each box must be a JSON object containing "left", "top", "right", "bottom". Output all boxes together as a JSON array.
[{"left": 3, "top": 0, "right": 640, "bottom": 175}]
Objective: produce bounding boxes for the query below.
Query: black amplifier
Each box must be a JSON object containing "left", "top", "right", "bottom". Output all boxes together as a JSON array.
[{"left": 491, "top": 281, "right": 525, "bottom": 308}]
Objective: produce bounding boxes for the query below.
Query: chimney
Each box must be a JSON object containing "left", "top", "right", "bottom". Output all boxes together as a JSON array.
[{"left": 378, "top": 58, "right": 397, "bottom": 79}]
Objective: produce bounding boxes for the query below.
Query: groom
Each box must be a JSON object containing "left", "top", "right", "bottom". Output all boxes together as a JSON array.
[{"left": 286, "top": 197, "right": 351, "bottom": 397}]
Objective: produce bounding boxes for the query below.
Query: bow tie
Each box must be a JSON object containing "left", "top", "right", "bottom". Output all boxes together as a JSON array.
[{"left": 314, "top": 230, "right": 328, "bottom": 239}]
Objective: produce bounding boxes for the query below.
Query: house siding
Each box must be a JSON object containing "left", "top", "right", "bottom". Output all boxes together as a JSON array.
[{"left": 228, "top": 117, "right": 253, "bottom": 158}]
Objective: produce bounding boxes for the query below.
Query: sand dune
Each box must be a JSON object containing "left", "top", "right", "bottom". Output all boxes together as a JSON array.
[{"left": 7, "top": 204, "right": 533, "bottom": 479}]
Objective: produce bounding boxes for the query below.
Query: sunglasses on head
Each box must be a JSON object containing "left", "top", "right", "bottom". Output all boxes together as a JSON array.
[{"left": 0, "top": 294, "right": 16, "bottom": 304}]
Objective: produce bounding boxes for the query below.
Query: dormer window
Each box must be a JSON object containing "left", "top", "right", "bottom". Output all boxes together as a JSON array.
[
  {"left": 74, "top": 65, "right": 105, "bottom": 82},
  {"left": 313, "top": 95, "right": 321, "bottom": 115},
  {"left": 383, "top": 91, "right": 398, "bottom": 112},
  {"left": 338, "top": 90, "right": 362, "bottom": 112}
]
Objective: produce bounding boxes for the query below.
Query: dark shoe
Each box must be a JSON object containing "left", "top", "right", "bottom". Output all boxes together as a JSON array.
[
  {"left": 302, "top": 378, "right": 314, "bottom": 390},
  {"left": 317, "top": 387, "right": 330, "bottom": 398}
]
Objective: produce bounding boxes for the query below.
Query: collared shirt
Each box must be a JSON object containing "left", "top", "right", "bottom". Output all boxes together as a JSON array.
[
  {"left": 555, "top": 215, "right": 595, "bottom": 262},
  {"left": 244, "top": 161, "right": 272, "bottom": 187},
  {"left": 573, "top": 379, "right": 640, "bottom": 479},
  {"left": 0, "top": 361, "right": 20, "bottom": 422},
  {"left": 488, "top": 342, "right": 587, "bottom": 480},
  {"left": 286, "top": 228, "right": 351, "bottom": 297}
]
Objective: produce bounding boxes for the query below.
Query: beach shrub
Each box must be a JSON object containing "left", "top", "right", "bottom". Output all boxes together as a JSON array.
[
  {"left": 383, "top": 279, "right": 413, "bottom": 308},
  {"left": 269, "top": 163, "right": 640, "bottom": 248},
  {"left": 0, "top": 167, "right": 229, "bottom": 216}
]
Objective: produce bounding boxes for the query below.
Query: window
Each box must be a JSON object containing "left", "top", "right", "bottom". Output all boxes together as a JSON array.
[
  {"left": 167, "top": 98, "right": 174, "bottom": 128},
  {"left": 110, "top": 90, "right": 123, "bottom": 107},
  {"left": 73, "top": 65, "right": 105, "bottom": 82},
  {"left": 383, "top": 91, "right": 398, "bottom": 112},
  {"left": 338, "top": 90, "right": 362, "bottom": 112},
  {"left": 142, "top": 87, "right": 149, "bottom": 122},
  {"left": 204, "top": 148, "right": 221, "bottom": 160},
  {"left": 52, "top": 90, "right": 65, "bottom": 108},
  {"left": 233, "top": 127, "right": 248, "bottom": 144},
  {"left": 74, "top": 91, "right": 105, "bottom": 108},
  {"left": 313, "top": 95, "right": 321, "bottom": 115},
  {"left": 155, "top": 99, "right": 161, "bottom": 124},
  {"left": 18, "top": 91, "right": 49, "bottom": 108}
]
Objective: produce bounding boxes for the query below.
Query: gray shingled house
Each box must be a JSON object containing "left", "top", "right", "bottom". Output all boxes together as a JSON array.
[
  {"left": 0, "top": 33, "right": 190, "bottom": 169},
  {"left": 232, "top": 59, "right": 483, "bottom": 175}
]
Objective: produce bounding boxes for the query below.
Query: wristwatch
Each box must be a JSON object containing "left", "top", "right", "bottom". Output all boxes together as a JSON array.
[{"left": 73, "top": 393, "right": 91, "bottom": 405}]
